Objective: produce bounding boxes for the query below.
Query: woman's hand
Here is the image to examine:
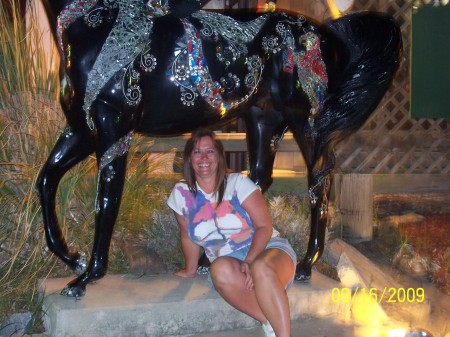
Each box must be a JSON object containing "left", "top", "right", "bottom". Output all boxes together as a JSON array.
[
  {"left": 174, "top": 269, "right": 197, "bottom": 278},
  {"left": 241, "top": 261, "right": 254, "bottom": 290},
  {"left": 173, "top": 212, "right": 200, "bottom": 278}
]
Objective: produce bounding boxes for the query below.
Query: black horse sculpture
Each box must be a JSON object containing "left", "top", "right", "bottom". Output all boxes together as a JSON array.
[{"left": 37, "top": 0, "right": 402, "bottom": 297}]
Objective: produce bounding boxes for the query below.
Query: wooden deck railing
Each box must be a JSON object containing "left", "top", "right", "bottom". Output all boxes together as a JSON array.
[{"left": 138, "top": 133, "right": 299, "bottom": 153}]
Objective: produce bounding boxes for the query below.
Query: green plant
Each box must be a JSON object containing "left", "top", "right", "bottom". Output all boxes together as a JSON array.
[
  {"left": 0, "top": 2, "right": 180, "bottom": 330},
  {"left": 115, "top": 148, "right": 183, "bottom": 272},
  {"left": 267, "top": 193, "right": 337, "bottom": 279},
  {"left": 267, "top": 193, "right": 312, "bottom": 258},
  {"left": 1, "top": 0, "right": 61, "bottom": 327},
  {"left": 143, "top": 199, "right": 185, "bottom": 270}
]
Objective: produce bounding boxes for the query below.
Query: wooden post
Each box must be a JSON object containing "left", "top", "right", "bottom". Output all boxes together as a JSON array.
[{"left": 334, "top": 174, "right": 373, "bottom": 242}]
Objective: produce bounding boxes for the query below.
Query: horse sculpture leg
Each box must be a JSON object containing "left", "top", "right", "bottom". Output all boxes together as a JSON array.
[
  {"left": 295, "top": 173, "right": 332, "bottom": 281},
  {"left": 292, "top": 13, "right": 402, "bottom": 281},
  {"left": 245, "top": 105, "right": 287, "bottom": 193},
  {"left": 294, "top": 135, "right": 335, "bottom": 281},
  {"left": 245, "top": 102, "right": 334, "bottom": 281},
  {"left": 61, "top": 101, "right": 133, "bottom": 297},
  {"left": 37, "top": 126, "right": 95, "bottom": 274}
]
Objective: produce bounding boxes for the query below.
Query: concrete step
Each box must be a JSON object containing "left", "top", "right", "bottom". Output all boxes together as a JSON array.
[{"left": 39, "top": 271, "right": 350, "bottom": 337}]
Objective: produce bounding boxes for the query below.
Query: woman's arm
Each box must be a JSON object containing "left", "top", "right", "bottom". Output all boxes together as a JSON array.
[
  {"left": 241, "top": 189, "right": 273, "bottom": 265},
  {"left": 239, "top": 189, "right": 273, "bottom": 289},
  {"left": 173, "top": 212, "right": 200, "bottom": 278}
]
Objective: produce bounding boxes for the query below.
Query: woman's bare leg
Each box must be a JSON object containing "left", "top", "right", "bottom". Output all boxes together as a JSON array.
[
  {"left": 252, "top": 249, "right": 294, "bottom": 337},
  {"left": 210, "top": 250, "right": 294, "bottom": 337},
  {"left": 210, "top": 256, "right": 266, "bottom": 322}
]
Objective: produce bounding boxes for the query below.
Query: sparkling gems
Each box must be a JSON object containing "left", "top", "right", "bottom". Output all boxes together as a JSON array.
[
  {"left": 83, "top": 0, "right": 153, "bottom": 129},
  {"left": 169, "top": 15, "right": 264, "bottom": 111}
]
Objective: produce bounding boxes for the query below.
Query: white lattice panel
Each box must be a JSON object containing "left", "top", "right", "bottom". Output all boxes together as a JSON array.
[{"left": 333, "top": 0, "right": 450, "bottom": 174}]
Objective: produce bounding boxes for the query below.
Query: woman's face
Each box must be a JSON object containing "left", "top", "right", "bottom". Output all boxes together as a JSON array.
[{"left": 190, "top": 136, "right": 219, "bottom": 181}]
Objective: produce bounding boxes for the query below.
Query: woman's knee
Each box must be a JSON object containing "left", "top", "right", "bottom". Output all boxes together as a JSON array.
[
  {"left": 210, "top": 257, "right": 239, "bottom": 286},
  {"left": 251, "top": 250, "right": 294, "bottom": 283},
  {"left": 251, "top": 256, "right": 276, "bottom": 280}
]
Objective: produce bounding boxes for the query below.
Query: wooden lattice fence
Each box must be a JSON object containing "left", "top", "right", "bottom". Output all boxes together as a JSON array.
[{"left": 305, "top": 0, "right": 450, "bottom": 174}]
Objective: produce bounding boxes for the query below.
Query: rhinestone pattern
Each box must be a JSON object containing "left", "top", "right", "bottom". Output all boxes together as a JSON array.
[
  {"left": 57, "top": 3, "right": 328, "bottom": 131},
  {"left": 83, "top": 0, "right": 153, "bottom": 129},
  {"left": 57, "top": 0, "right": 97, "bottom": 61},
  {"left": 168, "top": 12, "right": 267, "bottom": 112},
  {"left": 96, "top": 130, "right": 133, "bottom": 212}
]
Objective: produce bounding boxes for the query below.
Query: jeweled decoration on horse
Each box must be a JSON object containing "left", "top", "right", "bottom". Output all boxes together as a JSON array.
[
  {"left": 296, "top": 32, "right": 328, "bottom": 129},
  {"left": 57, "top": 0, "right": 97, "bottom": 61},
  {"left": 82, "top": 0, "right": 153, "bottom": 128}
]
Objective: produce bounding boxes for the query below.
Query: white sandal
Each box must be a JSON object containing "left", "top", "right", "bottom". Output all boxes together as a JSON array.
[{"left": 261, "top": 320, "right": 276, "bottom": 337}]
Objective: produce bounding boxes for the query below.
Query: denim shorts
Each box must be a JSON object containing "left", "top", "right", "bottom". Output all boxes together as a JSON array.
[{"left": 207, "top": 237, "right": 297, "bottom": 290}]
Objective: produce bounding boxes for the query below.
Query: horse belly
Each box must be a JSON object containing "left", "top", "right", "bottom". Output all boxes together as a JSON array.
[{"left": 137, "top": 81, "right": 240, "bottom": 135}]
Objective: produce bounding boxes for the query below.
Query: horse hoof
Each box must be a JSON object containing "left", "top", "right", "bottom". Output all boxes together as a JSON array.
[
  {"left": 61, "top": 284, "right": 86, "bottom": 298},
  {"left": 295, "top": 272, "right": 311, "bottom": 282},
  {"left": 295, "top": 263, "right": 312, "bottom": 282},
  {"left": 60, "top": 267, "right": 105, "bottom": 298}
]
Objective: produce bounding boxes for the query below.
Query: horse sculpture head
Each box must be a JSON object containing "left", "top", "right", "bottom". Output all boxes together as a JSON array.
[{"left": 37, "top": 0, "right": 402, "bottom": 297}]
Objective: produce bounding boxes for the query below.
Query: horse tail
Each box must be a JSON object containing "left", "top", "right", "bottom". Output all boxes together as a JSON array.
[{"left": 313, "top": 12, "right": 403, "bottom": 146}]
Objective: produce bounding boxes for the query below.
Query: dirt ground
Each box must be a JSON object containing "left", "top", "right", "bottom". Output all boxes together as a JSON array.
[
  {"left": 369, "top": 193, "right": 450, "bottom": 294},
  {"left": 349, "top": 193, "right": 450, "bottom": 337}
]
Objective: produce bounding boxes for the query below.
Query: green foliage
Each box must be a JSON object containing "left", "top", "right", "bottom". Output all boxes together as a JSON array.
[
  {"left": 143, "top": 197, "right": 185, "bottom": 270},
  {"left": 0, "top": 1, "right": 179, "bottom": 330},
  {"left": 1, "top": 0, "right": 61, "bottom": 328},
  {"left": 0, "top": 2, "right": 58, "bottom": 103},
  {"left": 267, "top": 193, "right": 313, "bottom": 258},
  {"left": 114, "top": 149, "right": 182, "bottom": 272}
]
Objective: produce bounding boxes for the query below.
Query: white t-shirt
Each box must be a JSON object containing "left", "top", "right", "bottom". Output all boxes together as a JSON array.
[{"left": 167, "top": 173, "right": 277, "bottom": 261}]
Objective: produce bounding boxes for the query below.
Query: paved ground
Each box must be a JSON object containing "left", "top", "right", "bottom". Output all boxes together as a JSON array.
[
  {"left": 8, "top": 316, "right": 370, "bottom": 337},
  {"left": 193, "top": 316, "right": 366, "bottom": 337},
  {"left": 12, "top": 316, "right": 436, "bottom": 337}
]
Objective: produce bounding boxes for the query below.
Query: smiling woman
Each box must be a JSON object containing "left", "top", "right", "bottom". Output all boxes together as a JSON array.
[
  {"left": 189, "top": 137, "right": 220, "bottom": 190},
  {"left": 167, "top": 129, "right": 297, "bottom": 337},
  {"left": 181, "top": 129, "right": 229, "bottom": 202}
]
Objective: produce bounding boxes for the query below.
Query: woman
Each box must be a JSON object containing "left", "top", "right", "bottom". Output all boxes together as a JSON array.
[{"left": 167, "top": 129, "right": 297, "bottom": 337}]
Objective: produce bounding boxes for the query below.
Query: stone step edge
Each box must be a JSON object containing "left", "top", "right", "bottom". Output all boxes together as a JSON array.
[{"left": 40, "top": 272, "right": 349, "bottom": 337}]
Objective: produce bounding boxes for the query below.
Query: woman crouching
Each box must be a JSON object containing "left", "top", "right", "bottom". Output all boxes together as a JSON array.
[{"left": 167, "top": 128, "right": 297, "bottom": 337}]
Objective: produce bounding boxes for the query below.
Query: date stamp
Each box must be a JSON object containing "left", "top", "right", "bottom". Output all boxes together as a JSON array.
[{"left": 331, "top": 287, "right": 425, "bottom": 304}]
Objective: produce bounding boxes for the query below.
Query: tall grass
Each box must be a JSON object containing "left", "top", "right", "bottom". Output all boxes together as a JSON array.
[
  {"left": 0, "top": 1, "right": 179, "bottom": 330},
  {"left": 0, "top": 0, "right": 61, "bottom": 328}
]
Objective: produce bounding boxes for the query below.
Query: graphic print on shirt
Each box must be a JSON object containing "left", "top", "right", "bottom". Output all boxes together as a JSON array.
[{"left": 176, "top": 186, "right": 254, "bottom": 260}]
